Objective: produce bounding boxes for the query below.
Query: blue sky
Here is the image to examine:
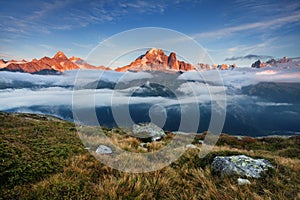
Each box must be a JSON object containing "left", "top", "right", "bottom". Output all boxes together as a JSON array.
[{"left": 0, "top": 0, "right": 299, "bottom": 67}]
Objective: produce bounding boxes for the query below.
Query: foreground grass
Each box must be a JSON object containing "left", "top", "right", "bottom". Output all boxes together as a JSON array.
[{"left": 0, "top": 112, "right": 299, "bottom": 199}]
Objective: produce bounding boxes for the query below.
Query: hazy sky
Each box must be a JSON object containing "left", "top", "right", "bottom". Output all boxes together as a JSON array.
[{"left": 0, "top": 0, "right": 299, "bottom": 67}]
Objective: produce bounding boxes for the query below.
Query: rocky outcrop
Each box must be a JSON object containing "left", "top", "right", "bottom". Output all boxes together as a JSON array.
[
  {"left": 132, "top": 122, "right": 166, "bottom": 142},
  {"left": 168, "top": 52, "right": 179, "bottom": 70},
  {"left": 115, "top": 48, "right": 196, "bottom": 72},
  {"left": 251, "top": 60, "right": 265, "bottom": 68},
  {"left": 0, "top": 59, "right": 7, "bottom": 66},
  {"left": 211, "top": 155, "right": 274, "bottom": 178}
]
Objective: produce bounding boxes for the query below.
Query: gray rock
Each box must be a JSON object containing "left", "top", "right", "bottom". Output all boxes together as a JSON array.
[
  {"left": 186, "top": 144, "right": 198, "bottom": 149},
  {"left": 237, "top": 178, "right": 251, "bottom": 185},
  {"left": 132, "top": 122, "right": 166, "bottom": 142},
  {"left": 140, "top": 142, "right": 148, "bottom": 147},
  {"left": 95, "top": 145, "right": 112, "bottom": 154},
  {"left": 236, "top": 136, "right": 243, "bottom": 140},
  {"left": 211, "top": 155, "right": 273, "bottom": 178},
  {"left": 198, "top": 140, "right": 204, "bottom": 144}
]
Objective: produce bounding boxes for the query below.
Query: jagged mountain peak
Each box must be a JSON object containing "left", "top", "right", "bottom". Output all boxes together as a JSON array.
[
  {"left": 53, "top": 51, "right": 68, "bottom": 60},
  {"left": 146, "top": 48, "right": 164, "bottom": 55},
  {"left": 115, "top": 48, "right": 194, "bottom": 72}
]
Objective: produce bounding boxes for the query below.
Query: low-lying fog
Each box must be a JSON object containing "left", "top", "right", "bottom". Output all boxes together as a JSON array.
[{"left": 1, "top": 66, "right": 299, "bottom": 136}]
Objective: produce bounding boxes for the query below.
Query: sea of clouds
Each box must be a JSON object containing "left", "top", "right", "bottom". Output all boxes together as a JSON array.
[{"left": 0, "top": 65, "right": 299, "bottom": 136}]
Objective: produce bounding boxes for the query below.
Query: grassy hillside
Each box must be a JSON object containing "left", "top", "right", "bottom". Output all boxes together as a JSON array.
[{"left": 0, "top": 112, "right": 299, "bottom": 199}]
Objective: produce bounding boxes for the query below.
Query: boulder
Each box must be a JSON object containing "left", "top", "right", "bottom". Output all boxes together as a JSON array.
[
  {"left": 132, "top": 122, "right": 166, "bottom": 142},
  {"left": 211, "top": 155, "right": 273, "bottom": 178},
  {"left": 95, "top": 145, "right": 112, "bottom": 154},
  {"left": 237, "top": 178, "right": 251, "bottom": 185}
]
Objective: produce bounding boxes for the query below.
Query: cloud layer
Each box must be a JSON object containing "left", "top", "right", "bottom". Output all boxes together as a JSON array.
[
  {"left": 225, "top": 54, "right": 273, "bottom": 61},
  {"left": 1, "top": 66, "right": 300, "bottom": 136}
]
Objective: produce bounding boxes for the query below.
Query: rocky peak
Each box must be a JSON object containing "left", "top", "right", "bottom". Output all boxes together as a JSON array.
[
  {"left": 147, "top": 48, "right": 160, "bottom": 55},
  {"left": 251, "top": 57, "right": 291, "bottom": 68},
  {"left": 251, "top": 60, "right": 263, "bottom": 68},
  {"left": 145, "top": 48, "right": 166, "bottom": 57},
  {"left": 115, "top": 48, "right": 195, "bottom": 72},
  {"left": 143, "top": 48, "right": 168, "bottom": 64},
  {"left": 69, "top": 56, "right": 81, "bottom": 62},
  {"left": 168, "top": 52, "right": 179, "bottom": 70},
  {"left": 277, "top": 56, "right": 290, "bottom": 63},
  {"left": 53, "top": 51, "right": 68, "bottom": 60}
]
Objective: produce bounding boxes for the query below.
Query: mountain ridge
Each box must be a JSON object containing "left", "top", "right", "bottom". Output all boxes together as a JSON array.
[
  {"left": 1, "top": 49, "right": 242, "bottom": 74},
  {"left": 0, "top": 51, "right": 109, "bottom": 74}
]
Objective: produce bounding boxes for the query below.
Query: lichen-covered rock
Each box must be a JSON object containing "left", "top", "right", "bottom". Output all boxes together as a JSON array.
[
  {"left": 132, "top": 122, "right": 166, "bottom": 142},
  {"left": 95, "top": 145, "right": 112, "bottom": 154},
  {"left": 237, "top": 178, "right": 251, "bottom": 185},
  {"left": 211, "top": 155, "right": 273, "bottom": 178}
]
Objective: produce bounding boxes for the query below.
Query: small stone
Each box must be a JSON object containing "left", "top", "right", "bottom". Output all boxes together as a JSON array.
[
  {"left": 238, "top": 178, "right": 251, "bottom": 185},
  {"left": 236, "top": 136, "right": 243, "bottom": 140},
  {"left": 186, "top": 144, "right": 198, "bottom": 149},
  {"left": 95, "top": 145, "right": 112, "bottom": 154}
]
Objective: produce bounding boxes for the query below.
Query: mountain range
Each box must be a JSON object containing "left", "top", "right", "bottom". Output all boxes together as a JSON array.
[
  {"left": 1, "top": 48, "right": 297, "bottom": 74},
  {"left": 0, "top": 48, "right": 237, "bottom": 74},
  {"left": 0, "top": 51, "right": 109, "bottom": 74},
  {"left": 251, "top": 56, "right": 293, "bottom": 68}
]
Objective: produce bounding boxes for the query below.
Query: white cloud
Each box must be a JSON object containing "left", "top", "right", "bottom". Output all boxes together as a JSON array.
[
  {"left": 256, "top": 102, "right": 291, "bottom": 106},
  {"left": 193, "top": 12, "right": 300, "bottom": 39},
  {"left": 0, "top": 68, "right": 299, "bottom": 112}
]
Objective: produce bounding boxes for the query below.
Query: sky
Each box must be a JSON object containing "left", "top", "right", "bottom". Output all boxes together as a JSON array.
[{"left": 0, "top": 0, "right": 300, "bottom": 67}]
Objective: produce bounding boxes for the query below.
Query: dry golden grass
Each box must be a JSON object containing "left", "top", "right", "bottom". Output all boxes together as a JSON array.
[{"left": 1, "top": 112, "right": 299, "bottom": 199}]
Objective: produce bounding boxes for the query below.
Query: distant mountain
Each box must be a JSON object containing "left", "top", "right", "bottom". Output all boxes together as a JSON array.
[
  {"left": 251, "top": 57, "right": 297, "bottom": 68},
  {"left": 0, "top": 48, "right": 241, "bottom": 74},
  {"left": 69, "top": 56, "right": 110, "bottom": 70},
  {"left": 0, "top": 51, "right": 109, "bottom": 74},
  {"left": 115, "top": 48, "right": 195, "bottom": 72},
  {"left": 196, "top": 63, "right": 236, "bottom": 70}
]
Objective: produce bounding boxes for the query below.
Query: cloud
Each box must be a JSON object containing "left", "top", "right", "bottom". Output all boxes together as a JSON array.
[
  {"left": 72, "top": 42, "right": 95, "bottom": 49},
  {"left": 256, "top": 102, "right": 291, "bottom": 107},
  {"left": 0, "top": 0, "right": 169, "bottom": 40},
  {"left": 0, "top": 53, "right": 21, "bottom": 60},
  {"left": 28, "top": 0, "right": 71, "bottom": 20},
  {"left": 225, "top": 54, "right": 273, "bottom": 61},
  {"left": 39, "top": 44, "right": 56, "bottom": 50},
  {"left": 193, "top": 12, "right": 300, "bottom": 39}
]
